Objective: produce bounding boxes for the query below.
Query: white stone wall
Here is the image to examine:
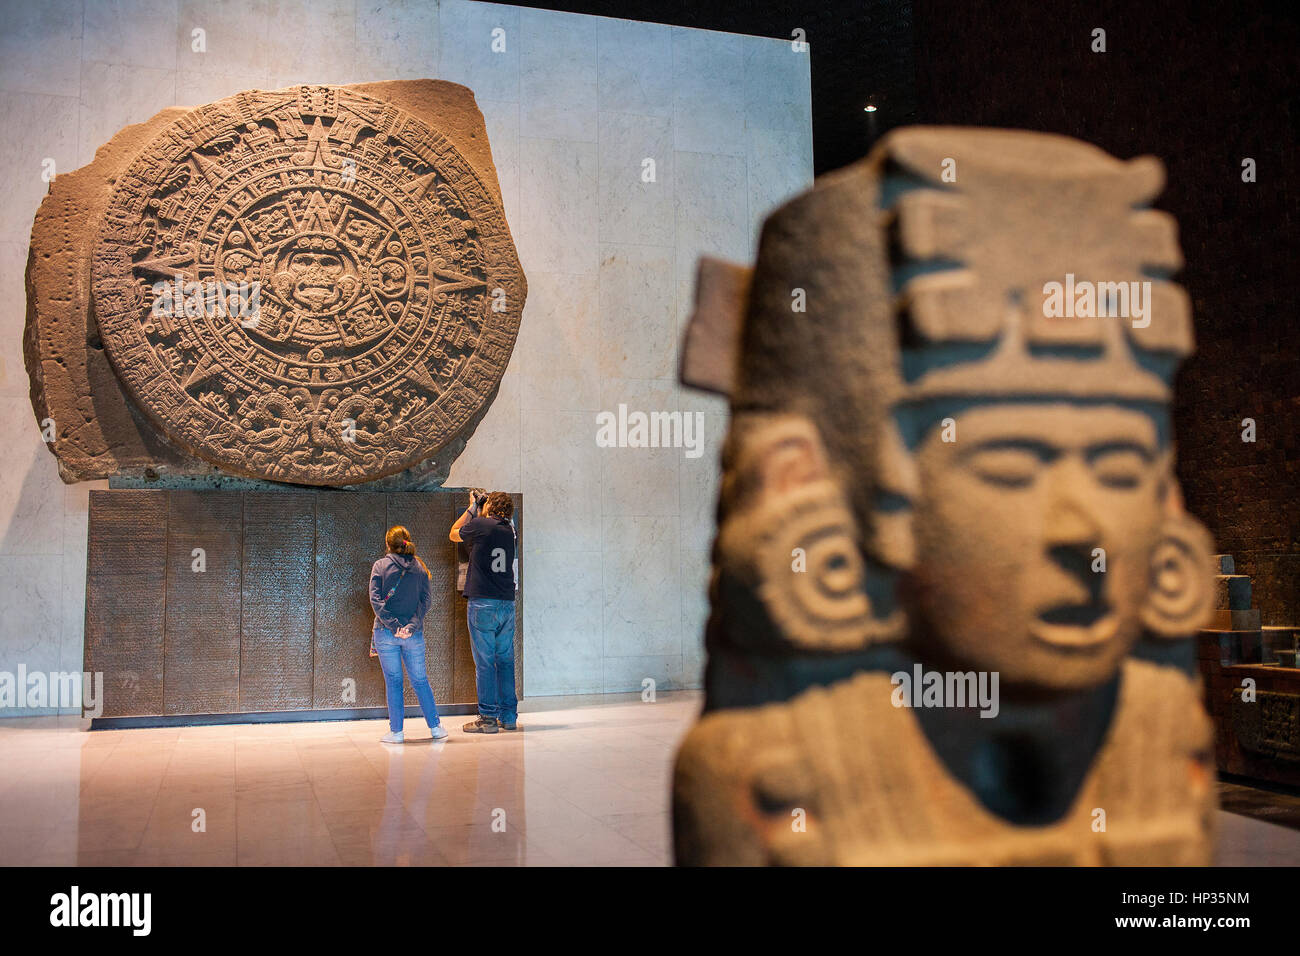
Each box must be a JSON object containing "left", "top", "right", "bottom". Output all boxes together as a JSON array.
[{"left": 0, "top": 0, "right": 813, "bottom": 709}]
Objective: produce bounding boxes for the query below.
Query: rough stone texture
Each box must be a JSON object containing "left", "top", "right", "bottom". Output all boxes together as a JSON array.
[
  {"left": 673, "top": 128, "right": 1217, "bottom": 866},
  {"left": 26, "top": 80, "right": 524, "bottom": 488},
  {"left": 676, "top": 660, "right": 1212, "bottom": 865},
  {"left": 1198, "top": 651, "right": 1300, "bottom": 789}
]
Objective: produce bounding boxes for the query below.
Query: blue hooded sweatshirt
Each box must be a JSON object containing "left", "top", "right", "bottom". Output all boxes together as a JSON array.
[{"left": 369, "top": 553, "right": 431, "bottom": 634}]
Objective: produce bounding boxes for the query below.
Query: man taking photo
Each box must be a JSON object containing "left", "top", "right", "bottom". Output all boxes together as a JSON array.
[{"left": 450, "top": 490, "right": 518, "bottom": 733}]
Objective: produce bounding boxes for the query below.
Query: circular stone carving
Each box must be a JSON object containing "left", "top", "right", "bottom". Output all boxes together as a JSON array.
[{"left": 91, "top": 85, "right": 524, "bottom": 485}]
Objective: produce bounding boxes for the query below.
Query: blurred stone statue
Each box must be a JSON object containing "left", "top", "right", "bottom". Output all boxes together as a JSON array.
[{"left": 673, "top": 128, "right": 1217, "bottom": 865}]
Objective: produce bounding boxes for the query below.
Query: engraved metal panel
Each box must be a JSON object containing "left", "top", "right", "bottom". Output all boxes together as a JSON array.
[
  {"left": 84, "top": 488, "right": 522, "bottom": 720},
  {"left": 313, "top": 492, "right": 388, "bottom": 708},
  {"left": 164, "top": 492, "right": 242, "bottom": 714},
  {"left": 241, "top": 493, "right": 315, "bottom": 711},
  {"left": 513, "top": 494, "right": 524, "bottom": 694},
  {"left": 1233, "top": 690, "right": 1300, "bottom": 761},
  {"left": 85, "top": 491, "right": 168, "bottom": 717},
  {"left": 453, "top": 589, "right": 476, "bottom": 703}
]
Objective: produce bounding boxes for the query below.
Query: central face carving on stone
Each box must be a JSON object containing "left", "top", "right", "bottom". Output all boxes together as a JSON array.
[
  {"left": 270, "top": 235, "right": 359, "bottom": 319},
  {"left": 908, "top": 403, "right": 1166, "bottom": 688},
  {"left": 90, "top": 84, "right": 525, "bottom": 485}
]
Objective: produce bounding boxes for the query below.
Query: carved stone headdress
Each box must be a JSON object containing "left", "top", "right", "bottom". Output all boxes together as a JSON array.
[{"left": 884, "top": 128, "right": 1191, "bottom": 406}]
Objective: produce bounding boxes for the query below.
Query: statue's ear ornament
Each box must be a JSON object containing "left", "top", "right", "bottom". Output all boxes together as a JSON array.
[
  {"left": 1140, "top": 511, "right": 1215, "bottom": 640},
  {"left": 715, "top": 414, "right": 905, "bottom": 651},
  {"left": 752, "top": 480, "right": 889, "bottom": 651}
]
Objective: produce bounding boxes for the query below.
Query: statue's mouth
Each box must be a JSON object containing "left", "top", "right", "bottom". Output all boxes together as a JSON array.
[{"left": 1030, "top": 602, "right": 1117, "bottom": 648}]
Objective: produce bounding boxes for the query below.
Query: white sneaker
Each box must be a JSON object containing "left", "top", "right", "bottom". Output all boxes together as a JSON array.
[
  {"left": 429, "top": 725, "right": 448, "bottom": 741},
  {"left": 380, "top": 730, "right": 404, "bottom": 744}
]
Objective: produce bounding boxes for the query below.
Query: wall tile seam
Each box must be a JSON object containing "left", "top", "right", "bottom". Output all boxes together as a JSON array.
[
  {"left": 592, "top": 107, "right": 676, "bottom": 124},
  {"left": 517, "top": 133, "right": 598, "bottom": 149},
  {"left": 594, "top": 239, "right": 676, "bottom": 253}
]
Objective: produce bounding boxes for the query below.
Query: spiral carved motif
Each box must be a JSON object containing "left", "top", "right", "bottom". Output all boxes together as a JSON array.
[
  {"left": 91, "top": 85, "right": 524, "bottom": 485},
  {"left": 1141, "top": 514, "right": 1215, "bottom": 638},
  {"left": 754, "top": 483, "right": 902, "bottom": 651}
]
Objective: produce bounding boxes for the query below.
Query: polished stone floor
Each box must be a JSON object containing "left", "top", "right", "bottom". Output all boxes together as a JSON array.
[{"left": 1, "top": 690, "right": 1298, "bottom": 867}]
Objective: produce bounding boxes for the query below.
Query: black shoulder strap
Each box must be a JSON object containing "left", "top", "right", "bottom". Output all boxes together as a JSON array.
[{"left": 381, "top": 562, "right": 410, "bottom": 608}]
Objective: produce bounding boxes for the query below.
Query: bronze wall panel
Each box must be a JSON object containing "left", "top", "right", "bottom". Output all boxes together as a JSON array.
[
  {"left": 513, "top": 495, "right": 524, "bottom": 694},
  {"left": 384, "top": 493, "right": 458, "bottom": 705},
  {"left": 313, "top": 493, "right": 388, "bottom": 709},
  {"left": 85, "top": 489, "right": 523, "bottom": 720},
  {"left": 240, "top": 493, "right": 315, "bottom": 711},
  {"left": 453, "top": 590, "right": 475, "bottom": 702},
  {"left": 85, "top": 491, "right": 167, "bottom": 717},
  {"left": 163, "top": 492, "right": 242, "bottom": 714}
]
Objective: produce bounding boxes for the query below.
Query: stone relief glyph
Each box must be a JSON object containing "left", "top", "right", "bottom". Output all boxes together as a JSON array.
[{"left": 28, "top": 81, "right": 524, "bottom": 487}]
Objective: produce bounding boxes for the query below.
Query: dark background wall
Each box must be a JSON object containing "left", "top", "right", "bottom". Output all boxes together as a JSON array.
[
  {"left": 908, "top": 0, "right": 1300, "bottom": 624},
  {"left": 520, "top": 0, "right": 1299, "bottom": 624}
]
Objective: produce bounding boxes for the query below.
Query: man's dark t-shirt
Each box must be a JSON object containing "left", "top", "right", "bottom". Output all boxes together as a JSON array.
[{"left": 459, "top": 515, "right": 515, "bottom": 600}]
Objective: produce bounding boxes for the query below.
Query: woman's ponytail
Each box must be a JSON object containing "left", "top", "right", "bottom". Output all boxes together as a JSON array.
[
  {"left": 385, "top": 525, "right": 415, "bottom": 555},
  {"left": 385, "top": 525, "right": 433, "bottom": 578}
]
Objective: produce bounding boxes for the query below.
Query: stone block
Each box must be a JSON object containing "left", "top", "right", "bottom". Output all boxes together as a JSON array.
[
  {"left": 1215, "top": 574, "right": 1252, "bottom": 610},
  {"left": 1209, "top": 608, "right": 1262, "bottom": 630}
]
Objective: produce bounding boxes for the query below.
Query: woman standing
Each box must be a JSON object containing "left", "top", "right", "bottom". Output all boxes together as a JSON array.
[{"left": 369, "top": 525, "right": 448, "bottom": 743}]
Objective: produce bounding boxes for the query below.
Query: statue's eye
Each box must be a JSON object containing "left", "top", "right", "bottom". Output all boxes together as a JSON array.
[
  {"left": 1090, "top": 447, "right": 1148, "bottom": 489},
  {"left": 965, "top": 446, "right": 1042, "bottom": 487}
]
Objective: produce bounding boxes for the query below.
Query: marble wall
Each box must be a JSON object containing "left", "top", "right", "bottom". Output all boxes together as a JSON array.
[{"left": 0, "top": 0, "right": 812, "bottom": 709}]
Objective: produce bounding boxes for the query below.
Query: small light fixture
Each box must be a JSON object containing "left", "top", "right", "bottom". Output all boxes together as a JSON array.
[{"left": 863, "top": 104, "right": 878, "bottom": 112}]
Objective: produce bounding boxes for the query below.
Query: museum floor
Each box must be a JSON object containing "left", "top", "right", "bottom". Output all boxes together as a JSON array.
[{"left": 1, "top": 691, "right": 1298, "bottom": 867}]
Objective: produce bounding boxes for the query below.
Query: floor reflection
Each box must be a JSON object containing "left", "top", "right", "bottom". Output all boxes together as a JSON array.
[
  {"left": 0, "top": 693, "right": 684, "bottom": 866},
  {"left": 1, "top": 690, "right": 1296, "bottom": 866}
]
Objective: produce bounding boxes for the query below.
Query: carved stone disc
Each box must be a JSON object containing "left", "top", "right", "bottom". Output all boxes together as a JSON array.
[{"left": 91, "top": 85, "right": 524, "bottom": 485}]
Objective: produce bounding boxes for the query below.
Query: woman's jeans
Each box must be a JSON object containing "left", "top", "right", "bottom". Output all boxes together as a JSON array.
[
  {"left": 467, "top": 598, "right": 517, "bottom": 723},
  {"left": 373, "top": 628, "right": 440, "bottom": 733}
]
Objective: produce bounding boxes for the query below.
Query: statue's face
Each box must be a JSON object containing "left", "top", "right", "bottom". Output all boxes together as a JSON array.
[{"left": 906, "top": 403, "right": 1164, "bottom": 690}]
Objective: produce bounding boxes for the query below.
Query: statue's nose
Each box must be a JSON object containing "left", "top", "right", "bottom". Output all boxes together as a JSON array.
[
  {"left": 1042, "top": 459, "right": 1103, "bottom": 549},
  {"left": 1044, "top": 499, "right": 1100, "bottom": 548},
  {"left": 1042, "top": 481, "right": 1105, "bottom": 603}
]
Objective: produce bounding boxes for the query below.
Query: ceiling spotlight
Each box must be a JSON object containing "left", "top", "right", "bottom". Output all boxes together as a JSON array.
[{"left": 864, "top": 104, "right": 878, "bottom": 112}]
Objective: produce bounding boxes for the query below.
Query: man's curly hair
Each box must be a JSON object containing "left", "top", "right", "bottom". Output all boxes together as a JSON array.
[{"left": 484, "top": 491, "right": 514, "bottom": 520}]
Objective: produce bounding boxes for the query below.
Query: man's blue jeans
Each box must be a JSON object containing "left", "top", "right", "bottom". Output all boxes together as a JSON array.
[
  {"left": 467, "top": 598, "right": 516, "bottom": 722},
  {"left": 373, "top": 628, "right": 441, "bottom": 734}
]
